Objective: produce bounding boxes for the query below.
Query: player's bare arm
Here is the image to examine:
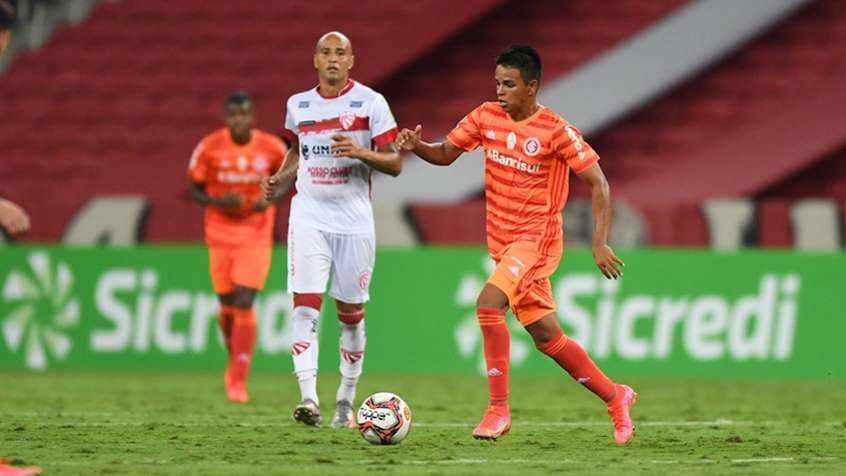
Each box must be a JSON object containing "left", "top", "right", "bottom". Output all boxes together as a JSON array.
[
  {"left": 261, "top": 146, "right": 300, "bottom": 201},
  {"left": 0, "top": 197, "right": 31, "bottom": 235},
  {"left": 189, "top": 182, "right": 244, "bottom": 211},
  {"left": 395, "top": 125, "right": 463, "bottom": 166},
  {"left": 330, "top": 134, "right": 401, "bottom": 176},
  {"left": 576, "top": 163, "right": 624, "bottom": 280}
]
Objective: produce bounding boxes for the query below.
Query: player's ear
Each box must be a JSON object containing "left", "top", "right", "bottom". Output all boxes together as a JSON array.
[
  {"left": 527, "top": 79, "right": 539, "bottom": 96},
  {"left": 348, "top": 54, "right": 354, "bottom": 71},
  {"left": 313, "top": 53, "right": 319, "bottom": 71}
]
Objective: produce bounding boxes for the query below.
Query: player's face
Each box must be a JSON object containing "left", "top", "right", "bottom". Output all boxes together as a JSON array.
[
  {"left": 495, "top": 65, "right": 537, "bottom": 114},
  {"left": 314, "top": 35, "right": 354, "bottom": 84},
  {"left": 225, "top": 103, "right": 254, "bottom": 138}
]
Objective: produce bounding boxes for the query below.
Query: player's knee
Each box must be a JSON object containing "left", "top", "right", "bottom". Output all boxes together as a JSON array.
[
  {"left": 293, "top": 293, "right": 323, "bottom": 311},
  {"left": 231, "top": 287, "right": 257, "bottom": 309},
  {"left": 526, "top": 316, "right": 563, "bottom": 347},
  {"left": 336, "top": 301, "right": 364, "bottom": 324},
  {"left": 218, "top": 293, "right": 236, "bottom": 307}
]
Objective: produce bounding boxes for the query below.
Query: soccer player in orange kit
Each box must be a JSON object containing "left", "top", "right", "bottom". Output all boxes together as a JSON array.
[
  {"left": 188, "top": 91, "right": 287, "bottom": 403},
  {"left": 396, "top": 45, "right": 636, "bottom": 444}
]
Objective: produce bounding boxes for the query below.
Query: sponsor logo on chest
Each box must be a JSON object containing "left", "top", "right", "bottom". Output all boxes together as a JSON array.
[{"left": 486, "top": 148, "right": 542, "bottom": 174}]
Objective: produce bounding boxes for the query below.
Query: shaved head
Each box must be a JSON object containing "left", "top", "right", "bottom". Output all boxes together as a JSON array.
[{"left": 316, "top": 31, "right": 352, "bottom": 53}]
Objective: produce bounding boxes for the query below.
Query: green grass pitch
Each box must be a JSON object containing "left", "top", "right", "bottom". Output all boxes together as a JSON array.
[{"left": 1, "top": 372, "right": 844, "bottom": 475}]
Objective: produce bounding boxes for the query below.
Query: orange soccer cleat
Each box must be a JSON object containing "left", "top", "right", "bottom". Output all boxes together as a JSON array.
[
  {"left": 224, "top": 367, "right": 249, "bottom": 403},
  {"left": 472, "top": 405, "right": 511, "bottom": 440},
  {"left": 607, "top": 384, "right": 637, "bottom": 445},
  {"left": 0, "top": 459, "right": 41, "bottom": 476}
]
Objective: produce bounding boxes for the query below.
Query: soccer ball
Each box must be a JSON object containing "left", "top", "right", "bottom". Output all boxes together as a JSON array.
[{"left": 356, "top": 392, "right": 412, "bottom": 445}]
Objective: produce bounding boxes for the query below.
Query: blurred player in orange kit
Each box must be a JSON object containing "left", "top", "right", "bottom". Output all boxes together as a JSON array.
[
  {"left": 0, "top": 0, "right": 11, "bottom": 56},
  {"left": 397, "top": 45, "right": 636, "bottom": 444},
  {"left": 0, "top": 0, "right": 32, "bottom": 239},
  {"left": 188, "top": 91, "right": 287, "bottom": 403}
]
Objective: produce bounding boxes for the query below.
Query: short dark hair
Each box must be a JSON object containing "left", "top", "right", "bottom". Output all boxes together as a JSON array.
[
  {"left": 0, "top": 0, "right": 15, "bottom": 30},
  {"left": 495, "top": 44, "right": 542, "bottom": 84},
  {"left": 225, "top": 90, "right": 253, "bottom": 109}
]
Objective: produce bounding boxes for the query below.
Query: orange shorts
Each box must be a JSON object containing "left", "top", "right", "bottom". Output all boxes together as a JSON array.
[
  {"left": 488, "top": 240, "right": 562, "bottom": 326},
  {"left": 208, "top": 244, "right": 272, "bottom": 294}
]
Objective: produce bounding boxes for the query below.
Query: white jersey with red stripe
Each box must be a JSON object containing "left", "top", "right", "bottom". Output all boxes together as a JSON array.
[{"left": 283, "top": 80, "right": 398, "bottom": 234}]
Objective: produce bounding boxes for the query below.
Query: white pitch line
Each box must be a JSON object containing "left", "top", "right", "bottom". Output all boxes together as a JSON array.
[
  {"left": 731, "top": 457, "right": 795, "bottom": 463},
  {"left": 356, "top": 457, "right": 840, "bottom": 466}
]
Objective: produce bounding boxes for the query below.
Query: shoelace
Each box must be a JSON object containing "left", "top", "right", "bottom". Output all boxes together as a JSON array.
[{"left": 607, "top": 404, "right": 631, "bottom": 430}]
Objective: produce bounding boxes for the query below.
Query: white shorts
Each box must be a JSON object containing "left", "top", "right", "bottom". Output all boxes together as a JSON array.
[{"left": 287, "top": 222, "right": 375, "bottom": 304}]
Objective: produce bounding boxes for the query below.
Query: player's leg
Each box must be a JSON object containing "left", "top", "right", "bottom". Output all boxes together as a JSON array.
[
  {"left": 520, "top": 287, "right": 637, "bottom": 445},
  {"left": 225, "top": 286, "right": 259, "bottom": 403},
  {"left": 332, "top": 299, "right": 365, "bottom": 428},
  {"left": 217, "top": 293, "right": 236, "bottom": 354},
  {"left": 327, "top": 231, "right": 374, "bottom": 429},
  {"left": 225, "top": 243, "right": 272, "bottom": 403},
  {"left": 288, "top": 224, "right": 332, "bottom": 426},
  {"left": 208, "top": 246, "right": 237, "bottom": 399},
  {"left": 471, "top": 282, "right": 512, "bottom": 440}
]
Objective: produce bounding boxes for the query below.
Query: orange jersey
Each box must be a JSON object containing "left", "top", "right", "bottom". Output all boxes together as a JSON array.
[
  {"left": 187, "top": 128, "right": 287, "bottom": 247},
  {"left": 447, "top": 102, "right": 599, "bottom": 257}
]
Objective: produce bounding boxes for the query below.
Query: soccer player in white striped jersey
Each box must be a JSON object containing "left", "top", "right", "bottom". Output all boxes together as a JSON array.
[{"left": 262, "top": 31, "right": 401, "bottom": 428}]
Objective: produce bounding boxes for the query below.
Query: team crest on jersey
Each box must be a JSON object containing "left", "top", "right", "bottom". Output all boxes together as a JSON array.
[
  {"left": 237, "top": 155, "right": 249, "bottom": 171},
  {"left": 252, "top": 155, "right": 268, "bottom": 171},
  {"left": 339, "top": 111, "right": 357, "bottom": 130},
  {"left": 358, "top": 270, "right": 371, "bottom": 290},
  {"left": 523, "top": 137, "right": 541, "bottom": 157},
  {"left": 298, "top": 101, "right": 310, "bottom": 108},
  {"left": 350, "top": 101, "right": 363, "bottom": 108},
  {"left": 506, "top": 132, "right": 517, "bottom": 150}
]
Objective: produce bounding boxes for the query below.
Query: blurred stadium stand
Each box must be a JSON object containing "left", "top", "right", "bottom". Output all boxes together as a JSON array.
[{"left": 1, "top": 0, "right": 844, "bottom": 249}]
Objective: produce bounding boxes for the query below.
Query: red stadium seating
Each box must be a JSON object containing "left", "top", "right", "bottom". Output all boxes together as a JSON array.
[
  {"left": 411, "top": 0, "right": 846, "bottom": 247},
  {"left": 0, "top": 0, "right": 506, "bottom": 242}
]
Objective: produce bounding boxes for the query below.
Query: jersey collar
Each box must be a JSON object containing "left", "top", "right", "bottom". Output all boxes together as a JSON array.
[{"left": 315, "top": 79, "right": 355, "bottom": 99}]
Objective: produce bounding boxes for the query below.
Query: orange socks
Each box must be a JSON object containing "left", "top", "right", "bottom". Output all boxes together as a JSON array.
[
  {"left": 229, "top": 308, "right": 257, "bottom": 385},
  {"left": 477, "top": 307, "right": 510, "bottom": 406},
  {"left": 218, "top": 305, "right": 236, "bottom": 354},
  {"left": 538, "top": 331, "right": 616, "bottom": 402}
]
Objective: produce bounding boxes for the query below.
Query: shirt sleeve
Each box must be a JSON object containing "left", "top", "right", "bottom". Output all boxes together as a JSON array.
[
  {"left": 187, "top": 140, "right": 208, "bottom": 183},
  {"left": 447, "top": 105, "right": 483, "bottom": 151},
  {"left": 555, "top": 123, "right": 599, "bottom": 173},
  {"left": 283, "top": 98, "right": 299, "bottom": 144},
  {"left": 370, "top": 94, "right": 398, "bottom": 147}
]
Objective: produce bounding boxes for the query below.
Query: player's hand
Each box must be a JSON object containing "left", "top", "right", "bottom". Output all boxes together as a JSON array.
[
  {"left": 212, "top": 191, "right": 244, "bottom": 210},
  {"left": 251, "top": 197, "right": 272, "bottom": 212},
  {"left": 395, "top": 125, "right": 422, "bottom": 151},
  {"left": 331, "top": 134, "right": 366, "bottom": 159},
  {"left": 0, "top": 199, "right": 31, "bottom": 235},
  {"left": 592, "top": 243, "right": 624, "bottom": 280},
  {"left": 261, "top": 176, "right": 280, "bottom": 201}
]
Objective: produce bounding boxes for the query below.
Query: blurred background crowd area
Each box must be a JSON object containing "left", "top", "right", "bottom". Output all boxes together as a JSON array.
[{"left": 1, "top": 0, "right": 844, "bottom": 249}]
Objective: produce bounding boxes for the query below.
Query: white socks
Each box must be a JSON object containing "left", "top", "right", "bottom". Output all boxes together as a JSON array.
[
  {"left": 292, "top": 306, "right": 320, "bottom": 405},
  {"left": 292, "top": 304, "right": 367, "bottom": 406},
  {"left": 336, "top": 320, "right": 366, "bottom": 404}
]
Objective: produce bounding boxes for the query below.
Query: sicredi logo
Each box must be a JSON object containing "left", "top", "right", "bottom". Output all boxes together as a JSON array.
[
  {"left": 556, "top": 273, "right": 799, "bottom": 361},
  {"left": 2, "top": 252, "right": 79, "bottom": 370}
]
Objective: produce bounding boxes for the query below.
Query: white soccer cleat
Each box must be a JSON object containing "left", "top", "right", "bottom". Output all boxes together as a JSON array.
[
  {"left": 293, "top": 399, "right": 322, "bottom": 427},
  {"left": 331, "top": 400, "right": 356, "bottom": 429}
]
